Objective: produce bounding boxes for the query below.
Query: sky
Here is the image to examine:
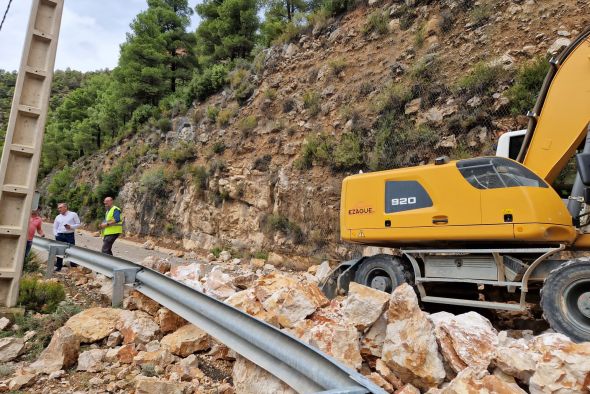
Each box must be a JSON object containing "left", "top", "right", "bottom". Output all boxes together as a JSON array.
[{"left": 0, "top": 0, "right": 199, "bottom": 72}]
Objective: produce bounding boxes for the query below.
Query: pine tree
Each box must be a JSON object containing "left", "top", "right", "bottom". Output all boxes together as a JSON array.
[
  {"left": 195, "top": 0, "right": 259, "bottom": 65},
  {"left": 115, "top": 0, "right": 196, "bottom": 110}
]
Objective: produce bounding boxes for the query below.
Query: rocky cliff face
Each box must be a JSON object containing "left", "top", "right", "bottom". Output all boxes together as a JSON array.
[{"left": 40, "top": 0, "right": 588, "bottom": 260}]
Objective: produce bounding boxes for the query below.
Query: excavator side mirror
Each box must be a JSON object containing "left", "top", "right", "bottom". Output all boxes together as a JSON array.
[{"left": 576, "top": 153, "right": 590, "bottom": 186}]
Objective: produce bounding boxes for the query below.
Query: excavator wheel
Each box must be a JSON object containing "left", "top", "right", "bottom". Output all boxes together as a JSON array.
[
  {"left": 540, "top": 259, "right": 590, "bottom": 343},
  {"left": 353, "top": 254, "right": 411, "bottom": 294}
]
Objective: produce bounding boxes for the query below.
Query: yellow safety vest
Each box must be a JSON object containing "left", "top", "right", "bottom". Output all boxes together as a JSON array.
[{"left": 103, "top": 206, "right": 123, "bottom": 236}]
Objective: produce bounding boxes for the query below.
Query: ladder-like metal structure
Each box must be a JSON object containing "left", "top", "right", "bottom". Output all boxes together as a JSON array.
[{"left": 0, "top": 0, "right": 64, "bottom": 307}]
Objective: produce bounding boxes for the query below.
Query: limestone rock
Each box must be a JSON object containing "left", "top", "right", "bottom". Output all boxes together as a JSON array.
[
  {"left": 77, "top": 349, "right": 106, "bottom": 372},
  {"left": 143, "top": 240, "right": 156, "bottom": 250},
  {"left": 135, "top": 376, "right": 191, "bottom": 394},
  {"left": 166, "top": 364, "right": 205, "bottom": 382},
  {"left": 260, "top": 273, "right": 329, "bottom": 328},
  {"left": 397, "top": 384, "right": 421, "bottom": 394},
  {"left": 117, "top": 310, "right": 159, "bottom": 344},
  {"left": 161, "top": 324, "right": 210, "bottom": 357},
  {"left": 116, "top": 344, "right": 138, "bottom": 364},
  {"left": 124, "top": 290, "right": 161, "bottom": 316},
  {"left": 203, "top": 268, "right": 237, "bottom": 300},
  {"left": 0, "top": 317, "right": 9, "bottom": 330},
  {"left": 368, "top": 372, "right": 394, "bottom": 392},
  {"left": 432, "top": 367, "right": 527, "bottom": 394},
  {"left": 134, "top": 349, "right": 178, "bottom": 367},
  {"left": 0, "top": 337, "right": 25, "bottom": 362},
  {"left": 157, "top": 308, "right": 188, "bottom": 334},
  {"left": 106, "top": 331, "right": 123, "bottom": 347},
  {"left": 375, "top": 359, "right": 403, "bottom": 390},
  {"left": 233, "top": 356, "right": 296, "bottom": 394},
  {"left": 492, "top": 331, "right": 539, "bottom": 384},
  {"left": 219, "top": 250, "right": 232, "bottom": 262},
  {"left": 289, "top": 301, "right": 363, "bottom": 369},
  {"left": 405, "top": 98, "right": 422, "bottom": 115},
  {"left": 430, "top": 311, "right": 498, "bottom": 373},
  {"left": 361, "top": 313, "right": 387, "bottom": 357},
  {"left": 315, "top": 261, "right": 332, "bottom": 282},
  {"left": 342, "top": 282, "right": 390, "bottom": 331},
  {"left": 140, "top": 256, "right": 171, "bottom": 273},
  {"left": 65, "top": 307, "right": 122, "bottom": 343},
  {"left": 8, "top": 372, "right": 35, "bottom": 391},
  {"left": 547, "top": 37, "right": 571, "bottom": 55},
  {"left": 382, "top": 284, "right": 445, "bottom": 390},
  {"left": 30, "top": 326, "right": 80, "bottom": 374},
  {"left": 528, "top": 333, "right": 590, "bottom": 394}
]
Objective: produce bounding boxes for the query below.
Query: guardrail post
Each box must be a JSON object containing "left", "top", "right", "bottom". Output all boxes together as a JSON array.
[
  {"left": 112, "top": 268, "right": 140, "bottom": 307},
  {"left": 45, "top": 245, "right": 67, "bottom": 278}
]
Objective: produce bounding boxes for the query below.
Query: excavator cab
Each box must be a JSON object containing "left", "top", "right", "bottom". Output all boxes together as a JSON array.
[{"left": 340, "top": 156, "right": 576, "bottom": 247}]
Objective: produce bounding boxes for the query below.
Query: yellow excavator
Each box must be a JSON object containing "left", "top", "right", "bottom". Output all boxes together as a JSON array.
[{"left": 323, "top": 29, "right": 590, "bottom": 342}]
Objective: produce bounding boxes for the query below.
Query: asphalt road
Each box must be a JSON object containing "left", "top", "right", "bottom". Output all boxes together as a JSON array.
[{"left": 38, "top": 223, "right": 185, "bottom": 264}]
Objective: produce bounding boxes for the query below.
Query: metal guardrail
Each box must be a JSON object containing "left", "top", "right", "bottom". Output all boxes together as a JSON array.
[{"left": 32, "top": 237, "right": 385, "bottom": 394}]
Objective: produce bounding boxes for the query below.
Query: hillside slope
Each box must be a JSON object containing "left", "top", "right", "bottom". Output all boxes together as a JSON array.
[{"left": 40, "top": 0, "right": 589, "bottom": 264}]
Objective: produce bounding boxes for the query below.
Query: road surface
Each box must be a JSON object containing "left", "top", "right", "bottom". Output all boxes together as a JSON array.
[{"left": 37, "top": 223, "right": 186, "bottom": 264}]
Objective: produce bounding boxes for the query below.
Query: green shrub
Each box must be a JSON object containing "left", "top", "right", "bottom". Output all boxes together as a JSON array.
[
  {"left": 211, "top": 141, "right": 226, "bottom": 155},
  {"left": 253, "top": 250, "right": 269, "bottom": 260},
  {"left": 282, "top": 98, "right": 296, "bottom": 113},
  {"left": 23, "top": 251, "right": 42, "bottom": 274},
  {"left": 157, "top": 118, "right": 172, "bottom": 132},
  {"left": 217, "top": 107, "right": 237, "bottom": 127},
  {"left": 359, "top": 82, "right": 374, "bottom": 97},
  {"left": 329, "top": 58, "right": 347, "bottom": 75},
  {"left": 207, "top": 106, "right": 220, "bottom": 122},
  {"left": 410, "top": 55, "right": 440, "bottom": 84},
  {"left": 372, "top": 83, "right": 412, "bottom": 115},
  {"left": 455, "top": 62, "right": 506, "bottom": 95},
  {"left": 261, "top": 214, "right": 305, "bottom": 244},
  {"left": 264, "top": 88, "right": 277, "bottom": 100},
  {"left": 414, "top": 24, "right": 426, "bottom": 48},
  {"left": 507, "top": 57, "right": 550, "bottom": 115},
  {"left": 160, "top": 142, "right": 197, "bottom": 164},
  {"left": 141, "top": 364, "right": 158, "bottom": 377},
  {"left": 229, "top": 67, "right": 254, "bottom": 105},
  {"left": 238, "top": 115, "right": 258, "bottom": 135},
  {"left": 272, "top": 21, "right": 302, "bottom": 45},
  {"left": 18, "top": 276, "right": 66, "bottom": 314},
  {"left": 130, "top": 105, "right": 158, "bottom": 127},
  {"left": 295, "top": 133, "right": 335, "bottom": 170},
  {"left": 140, "top": 166, "right": 168, "bottom": 196},
  {"left": 190, "top": 165, "right": 208, "bottom": 192},
  {"left": 210, "top": 246, "right": 222, "bottom": 258},
  {"left": 470, "top": 4, "right": 492, "bottom": 27},
  {"left": 363, "top": 11, "right": 388, "bottom": 36},
  {"left": 303, "top": 90, "right": 321, "bottom": 116},
  {"left": 253, "top": 155, "right": 272, "bottom": 172},
  {"left": 398, "top": 5, "right": 417, "bottom": 30},
  {"left": 333, "top": 132, "right": 363, "bottom": 171},
  {"left": 370, "top": 118, "right": 437, "bottom": 170},
  {"left": 187, "top": 64, "right": 228, "bottom": 102},
  {"left": 324, "top": 0, "right": 358, "bottom": 16}
]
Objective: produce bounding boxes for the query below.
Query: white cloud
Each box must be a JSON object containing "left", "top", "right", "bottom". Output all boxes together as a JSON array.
[{"left": 0, "top": 0, "right": 198, "bottom": 72}]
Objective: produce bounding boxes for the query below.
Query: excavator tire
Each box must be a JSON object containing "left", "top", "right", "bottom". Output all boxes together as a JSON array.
[
  {"left": 540, "top": 259, "right": 590, "bottom": 343},
  {"left": 353, "top": 254, "right": 410, "bottom": 294}
]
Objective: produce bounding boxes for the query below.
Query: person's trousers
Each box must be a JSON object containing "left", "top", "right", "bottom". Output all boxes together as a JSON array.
[
  {"left": 101, "top": 234, "right": 120, "bottom": 255},
  {"left": 55, "top": 232, "right": 77, "bottom": 270},
  {"left": 25, "top": 240, "right": 32, "bottom": 259}
]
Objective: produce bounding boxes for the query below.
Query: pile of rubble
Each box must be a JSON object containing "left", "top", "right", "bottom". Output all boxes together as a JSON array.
[{"left": 2, "top": 253, "right": 590, "bottom": 393}]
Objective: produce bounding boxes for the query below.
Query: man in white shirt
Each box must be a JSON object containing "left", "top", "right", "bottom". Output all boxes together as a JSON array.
[{"left": 53, "top": 202, "right": 81, "bottom": 271}]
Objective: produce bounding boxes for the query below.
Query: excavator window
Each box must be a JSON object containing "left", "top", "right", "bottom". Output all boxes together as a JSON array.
[{"left": 457, "top": 157, "right": 548, "bottom": 190}]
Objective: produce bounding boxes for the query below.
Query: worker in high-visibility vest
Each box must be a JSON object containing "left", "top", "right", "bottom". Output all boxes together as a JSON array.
[{"left": 100, "top": 197, "right": 123, "bottom": 255}]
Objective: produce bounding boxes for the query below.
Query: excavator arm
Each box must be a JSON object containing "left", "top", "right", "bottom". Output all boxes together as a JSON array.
[{"left": 517, "top": 29, "right": 590, "bottom": 184}]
